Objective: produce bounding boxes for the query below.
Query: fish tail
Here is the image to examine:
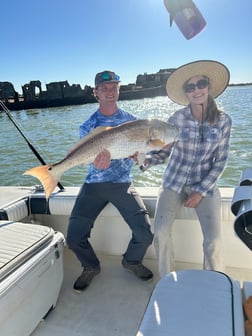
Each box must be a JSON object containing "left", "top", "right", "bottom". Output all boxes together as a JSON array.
[{"left": 24, "top": 165, "right": 60, "bottom": 200}]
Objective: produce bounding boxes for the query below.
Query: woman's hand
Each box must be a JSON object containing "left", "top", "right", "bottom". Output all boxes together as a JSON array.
[
  {"left": 129, "top": 151, "right": 139, "bottom": 162},
  {"left": 93, "top": 149, "right": 111, "bottom": 169},
  {"left": 184, "top": 191, "right": 203, "bottom": 208},
  {"left": 129, "top": 152, "right": 146, "bottom": 166},
  {"left": 163, "top": 143, "right": 174, "bottom": 151}
]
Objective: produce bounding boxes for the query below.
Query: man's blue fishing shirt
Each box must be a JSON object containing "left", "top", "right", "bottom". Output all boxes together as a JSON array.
[{"left": 79, "top": 108, "right": 136, "bottom": 183}]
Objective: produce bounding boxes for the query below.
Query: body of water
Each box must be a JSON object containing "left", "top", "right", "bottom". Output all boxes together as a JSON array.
[{"left": 1, "top": 85, "right": 252, "bottom": 189}]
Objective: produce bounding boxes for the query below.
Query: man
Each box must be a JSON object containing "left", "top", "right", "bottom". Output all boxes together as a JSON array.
[{"left": 66, "top": 70, "right": 153, "bottom": 292}]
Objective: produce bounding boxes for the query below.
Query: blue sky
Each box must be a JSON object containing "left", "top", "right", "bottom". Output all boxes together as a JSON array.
[{"left": 1, "top": 0, "right": 251, "bottom": 93}]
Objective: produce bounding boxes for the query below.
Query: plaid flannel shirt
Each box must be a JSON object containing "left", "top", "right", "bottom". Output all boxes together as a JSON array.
[{"left": 142, "top": 106, "right": 232, "bottom": 196}]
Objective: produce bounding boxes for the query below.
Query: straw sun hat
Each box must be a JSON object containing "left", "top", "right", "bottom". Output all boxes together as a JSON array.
[{"left": 166, "top": 60, "right": 230, "bottom": 105}]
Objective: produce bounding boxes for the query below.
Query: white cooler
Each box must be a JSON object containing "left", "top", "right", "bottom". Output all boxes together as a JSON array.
[{"left": 0, "top": 220, "right": 65, "bottom": 336}]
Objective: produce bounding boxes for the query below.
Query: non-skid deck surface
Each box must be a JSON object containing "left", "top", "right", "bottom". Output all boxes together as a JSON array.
[
  {"left": 31, "top": 248, "right": 158, "bottom": 336},
  {"left": 31, "top": 247, "right": 252, "bottom": 336}
]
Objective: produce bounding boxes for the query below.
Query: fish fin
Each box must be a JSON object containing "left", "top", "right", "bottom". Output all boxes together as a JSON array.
[
  {"left": 67, "top": 126, "right": 112, "bottom": 154},
  {"left": 82, "top": 126, "right": 112, "bottom": 141},
  {"left": 149, "top": 139, "right": 165, "bottom": 147},
  {"left": 23, "top": 165, "right": 58, "bottom": 200}
]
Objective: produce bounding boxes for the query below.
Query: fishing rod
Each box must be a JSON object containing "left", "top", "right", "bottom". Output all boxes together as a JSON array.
[{"left": 0, "top": 100, "right": 64, "bottom": 192}]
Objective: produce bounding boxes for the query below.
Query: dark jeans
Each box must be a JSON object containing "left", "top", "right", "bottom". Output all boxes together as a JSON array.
[{"left": 67, "top": 183, "right": 153, "bottom": 268}]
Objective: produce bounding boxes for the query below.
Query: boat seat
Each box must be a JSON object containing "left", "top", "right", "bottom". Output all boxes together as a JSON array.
[
  {"left": 136, "top": 270, "right": 244, "bottom": 336},
  {"left": 0, "top": 187, "right": 235, "bottom": 225},
  {"left": 29, "top": 192, "right": 197, "bottom": 219},
  {"left": 0, "top": 198, "right": 29, "bottom": 222}
]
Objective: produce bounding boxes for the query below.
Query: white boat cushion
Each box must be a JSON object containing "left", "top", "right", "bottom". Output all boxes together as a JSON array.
[{"left": 137, "top": 270, "right": 244, "bottom": 336}]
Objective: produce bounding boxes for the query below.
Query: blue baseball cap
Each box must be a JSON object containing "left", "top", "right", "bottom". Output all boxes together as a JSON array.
[{"left": 95, "top": 70, "right": 120, "bottom": 87}]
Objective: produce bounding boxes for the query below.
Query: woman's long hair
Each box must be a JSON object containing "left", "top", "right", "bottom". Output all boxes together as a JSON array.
[{"left": 205, "top": 95, "right": 224, "bottom": 124}]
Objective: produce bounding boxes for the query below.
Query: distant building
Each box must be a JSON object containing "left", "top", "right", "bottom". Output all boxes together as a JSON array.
[
  {"left": 136, "top": 68, "right": 175, "bottom": 88},
  {"left": 0, "top": 81, "right": 19, "bottom": 103},
  {"left": 22, "top": 81, "right": 42, "bottom": 101},
  {"left": 22, "top": 80, "right": 85, "bottom": 101},
  {"left": 1, "top": 68, "right": 178, "bottom": 110}
]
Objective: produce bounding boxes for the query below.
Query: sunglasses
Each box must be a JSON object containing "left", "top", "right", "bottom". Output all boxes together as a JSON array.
[
  {"left": 100, "top": 72, "right": 120, "bottom": 81},
  {"left": 184, "top": 79, "right": 209, "bottom": 93},
  {"left": 95, "top": 71, "right": 120, "bottom": 88}
]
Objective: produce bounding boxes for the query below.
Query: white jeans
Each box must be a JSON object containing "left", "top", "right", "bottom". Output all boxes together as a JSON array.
[{"left": 154, "top": 186, "right": 224, "bottom": 277}]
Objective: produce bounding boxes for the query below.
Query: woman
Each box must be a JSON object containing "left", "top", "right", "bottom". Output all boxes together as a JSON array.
[{"left": 142, "top": 60, "right": 232, "bottom": 277}]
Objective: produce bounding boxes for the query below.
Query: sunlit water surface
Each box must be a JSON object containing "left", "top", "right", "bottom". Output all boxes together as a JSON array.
[{"left": 1, "top": 85, "right": 251, "bottom": 189}]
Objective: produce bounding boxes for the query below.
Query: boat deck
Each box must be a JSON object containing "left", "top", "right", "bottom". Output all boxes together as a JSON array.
[
  {"left": 1, "top": 186, "right": 252, "bottom": 336},
  {"left": 30, "top": 247, "right": 252, "bottom": 336},
  {"left": 31, "top": 249, "right": 158, "bottom": 336}
]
